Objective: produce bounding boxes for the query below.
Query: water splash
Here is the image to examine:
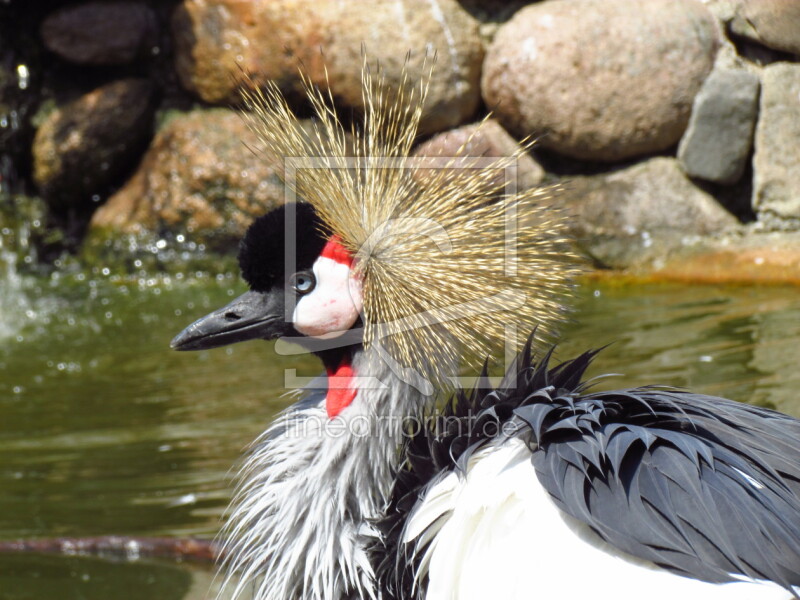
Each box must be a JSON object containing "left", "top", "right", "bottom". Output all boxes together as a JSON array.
[
  {"left": 0, "top": 198, "right": 52, "bottom": 342},
  {"left": 0, "top": 228, "right": 33, "bottom": 339}
]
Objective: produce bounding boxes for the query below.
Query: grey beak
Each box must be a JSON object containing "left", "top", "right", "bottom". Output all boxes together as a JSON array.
[{"left": 170, "top": 289, "right": 286, "bottom": 351}]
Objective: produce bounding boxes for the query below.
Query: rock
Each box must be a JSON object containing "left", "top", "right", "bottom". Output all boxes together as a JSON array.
[
  {"left": 482, "top": 0, "right": 719, "bottom": 161},
  {"left": 561, "top": 157, "right": 738, "bottom": 268},
  {"left": 40, "top": 1, "right": 158, "bottom": 66},
  {"left": 753, "top": 63, "right": 800, "bottom": 221},
  {"left": 412, "top": 119, "right": 545, "bottom": 191},
  {"left": 32, "top": 79, "right": 157, "bottom": 209},
  {"left": 171, "top": 0, "right": 483, "bottom": 135},
  {"left": 88, "top": 109, "right": 286, "bottom": 252},
  {"left": 654, "top": 230, "right": 800, "bottom": 285},
  {"left": 697, "top": 0, "right": 739, "bottom": 23},
  {"left": 678, "top": 68, "right": 760, "bottom": 185},
  {"left": 730, "top": 0, "right": 800, "bottom": 56}
]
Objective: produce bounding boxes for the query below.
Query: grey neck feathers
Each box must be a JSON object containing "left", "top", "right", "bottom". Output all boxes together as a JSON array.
[{"left": 217, "top": 348, "right": 431, "bottom": 600}]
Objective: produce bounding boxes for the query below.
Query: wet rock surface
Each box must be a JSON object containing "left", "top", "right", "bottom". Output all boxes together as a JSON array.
[
  {"left": 482, "top": 0, "right": 719, "bottom": 161},
  {"left": 32, "top": 78, "right": 157, "bottom": 210},
  {"left": 654, "top": 230, "right": 800, "bottom": 284},
  {"left": 88, "top": 109, "right": 285, "bottom": 252},
  {"left": 172, "top": 0, "right": 483, "bottom": 135},
  {"left": 678, "top": 68, "right": 760, "bottom": 185},
  {"left": 753, "top": 63, "right": 800, "bottom": 222},
  {"left": 562, "top": 158, "right": 738, "bottom": 268}
]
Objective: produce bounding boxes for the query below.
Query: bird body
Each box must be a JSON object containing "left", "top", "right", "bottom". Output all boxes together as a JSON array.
[
  {"left": 171, "top": 61, "right": 800, "bottom": 600},
  {"left": 374, "top": 349, "right": 800, "bottom": 600},
  {"left": 404, "top": 437, "right": 795, "bottom": 600}
]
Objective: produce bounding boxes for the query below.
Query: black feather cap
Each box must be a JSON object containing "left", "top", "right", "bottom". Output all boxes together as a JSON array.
[{"left": 238, "top": 202, "right": 329, "bottom": 292}]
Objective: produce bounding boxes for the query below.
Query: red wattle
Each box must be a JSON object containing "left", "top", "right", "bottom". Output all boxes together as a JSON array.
[{"left": 325, "top": 359, "right": 356, "bottom": 418}]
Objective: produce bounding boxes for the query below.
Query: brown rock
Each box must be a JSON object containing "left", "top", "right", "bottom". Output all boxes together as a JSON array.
[
  {"left": 731, "top": 0, "right": 800, "bottom": 56},
  {"left": 413, "top": 119, "right": 545, "bottom": 190},
  {"left": 32, "top": 79, "right": 157, "bottom": 208},
  {"left": 40, "top": 1, "right": 158, "bottom": 65},
  {"left": 171, "top": 0, "right": 483, "bottom": 135},
  {"left": 482, "top": 0, "right": 720, "bottom": 161},
  {"left": 562, "top": 157, "right": 738, "bottom": 268},
  {"left": 89, "top": 109, "right": 286, "bottom": 251}
]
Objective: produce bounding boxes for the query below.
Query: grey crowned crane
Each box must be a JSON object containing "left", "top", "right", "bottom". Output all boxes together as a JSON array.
[{"left": 171, "top": 66, "right": 800, "bottom": 600}]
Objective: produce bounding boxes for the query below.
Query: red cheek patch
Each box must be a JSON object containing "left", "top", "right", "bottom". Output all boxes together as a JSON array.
[
  {"left": 320, "top": 235, "right": 354, "bottom": 267},
  {"left": 326, "top": 357, "right": 356, "bottom": 418},
  {"left": 320, "top": 235, "right": 357, "bottom": 417}
]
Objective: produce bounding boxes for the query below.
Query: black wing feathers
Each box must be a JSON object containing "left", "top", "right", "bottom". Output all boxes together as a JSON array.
[
  {"left": 371, "top": 340, "right": 800, "bottom": 599},
  {"left": 531, "top": 385, "right": 800, "bottom": 592}
]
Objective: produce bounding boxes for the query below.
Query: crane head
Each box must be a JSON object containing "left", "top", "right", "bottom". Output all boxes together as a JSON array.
[{"left": 170, "top": 202, "right": 364, "bottom": 353}]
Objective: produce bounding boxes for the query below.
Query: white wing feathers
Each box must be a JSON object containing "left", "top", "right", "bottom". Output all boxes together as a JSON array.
[{"left": 403, "top": 438, "right": 795, "bottom": 600}]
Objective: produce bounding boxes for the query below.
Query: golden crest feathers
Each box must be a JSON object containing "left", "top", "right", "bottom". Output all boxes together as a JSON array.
[{"left": 241, "top": 58, "right": 579, "bottom": 385}]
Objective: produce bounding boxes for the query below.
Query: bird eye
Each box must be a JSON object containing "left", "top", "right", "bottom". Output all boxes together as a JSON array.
[{"left": 291, "top": 271, "right": 316, "bottom": 294}]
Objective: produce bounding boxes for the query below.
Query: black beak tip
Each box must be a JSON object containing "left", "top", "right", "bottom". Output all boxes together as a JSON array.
[
  {"left": 170, "top": 329, "right": 195, "bottom": 351},
  {"left": 170, "top": 290, "right": 284, "bottom": 352},
  {"left": 170, "top": 319, "right": 215, "bottom": 351}
]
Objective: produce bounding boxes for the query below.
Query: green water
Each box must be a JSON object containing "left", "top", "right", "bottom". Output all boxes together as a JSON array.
[{"left": 0, "top": 272, "right": 799, "bottom": 599}]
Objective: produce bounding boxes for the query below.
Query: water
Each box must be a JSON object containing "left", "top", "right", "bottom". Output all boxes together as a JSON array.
[
  {"left": 0, "top": 245, "right": 28, "bottom": 339},
  {"left": 0, "top": 231, "right": 37, "bottom": 341},
  {"left": 0, "top": 196, "right": 52, "bottom": 343},
  {"left": 0, "top": 273, "right": 798, "bottom": 599}
]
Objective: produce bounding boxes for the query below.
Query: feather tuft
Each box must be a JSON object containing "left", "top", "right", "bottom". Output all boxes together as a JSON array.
[{"left": 241, "top": 57, "right": 580, "bottom": 386}]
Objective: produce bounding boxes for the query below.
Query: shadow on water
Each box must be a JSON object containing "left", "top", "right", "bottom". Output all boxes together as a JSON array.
[{"left": 0, "top": 265, "right": 798, "bottom": 598}]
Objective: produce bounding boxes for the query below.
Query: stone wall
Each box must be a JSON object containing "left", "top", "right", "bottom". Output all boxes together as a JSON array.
[{"left": 2, "top": 0, "right": 800, "bottom": 279}]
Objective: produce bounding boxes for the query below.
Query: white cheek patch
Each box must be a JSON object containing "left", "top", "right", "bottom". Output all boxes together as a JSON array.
[{"left": 293, "top": 255, "right": 363, "bottom": 338}]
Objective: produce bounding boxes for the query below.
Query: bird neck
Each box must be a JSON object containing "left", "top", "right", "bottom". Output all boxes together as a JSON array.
[{"left": 219, "top": 346, "right": 431, "bottom": 600}]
